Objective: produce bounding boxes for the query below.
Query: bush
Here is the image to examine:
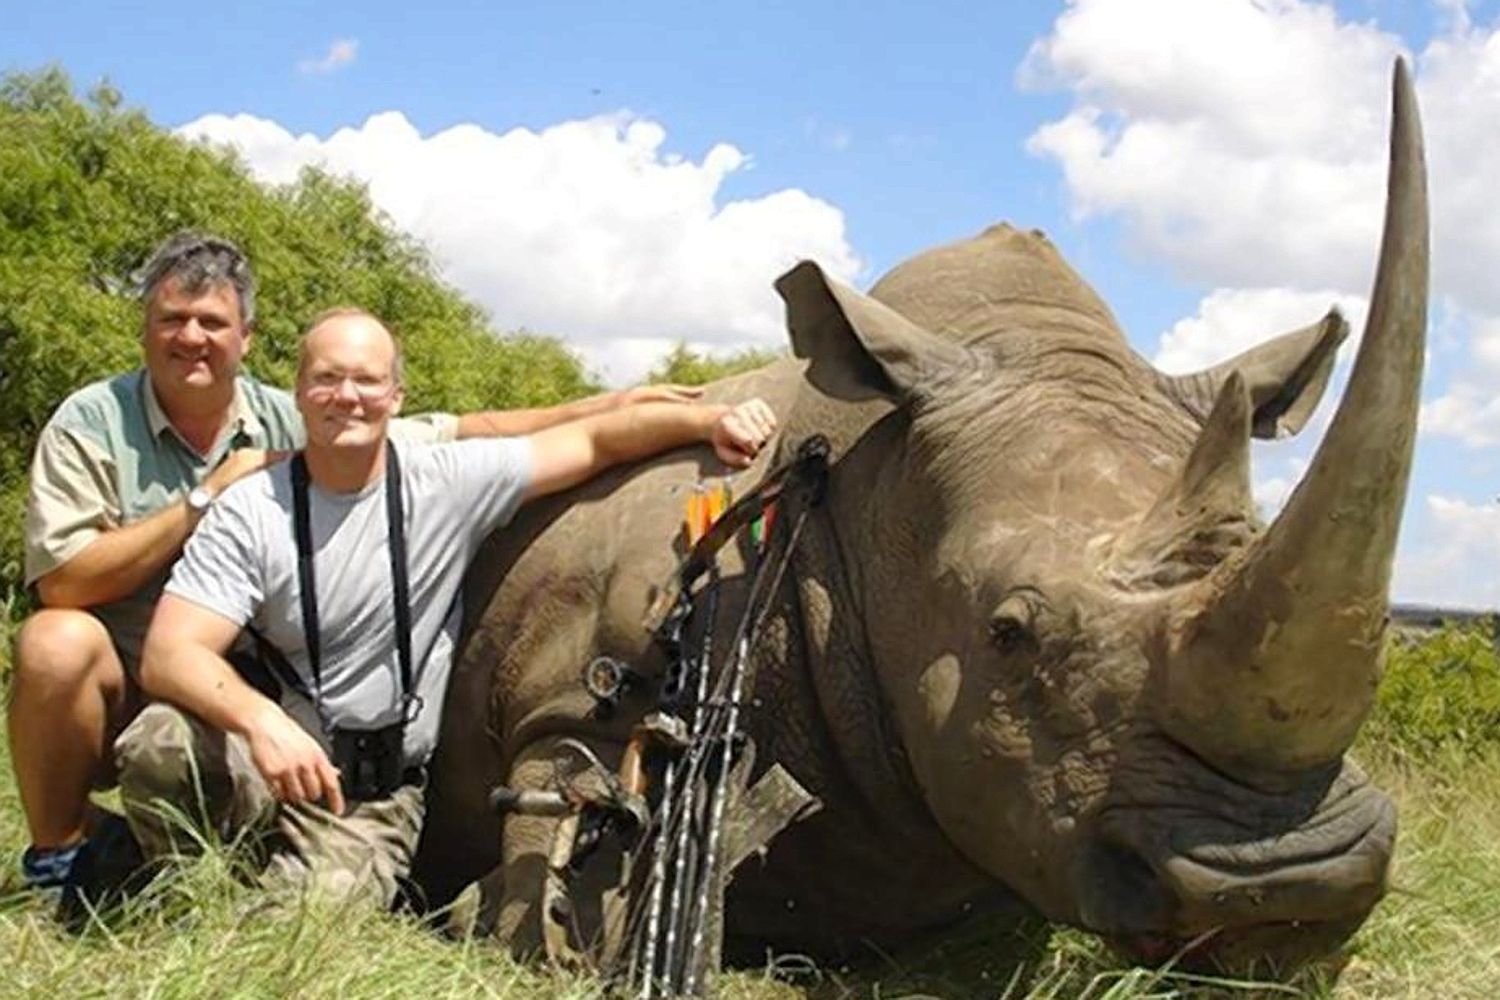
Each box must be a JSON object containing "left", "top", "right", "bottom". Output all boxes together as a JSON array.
[
  {"left": 1363, "top": 620, "right": 1500, "bottom": 760},
  {"left": 644, "top": 342, "right": 785, "bottom": 386}
]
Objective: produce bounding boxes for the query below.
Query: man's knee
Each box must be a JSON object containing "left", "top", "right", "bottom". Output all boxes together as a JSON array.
[
  {"left": 115, "top": 703, "right": 201, "bottom": 805},
  {"left": 117, "top": 705, "right": 272, "bottom": 859},
  {"left": 12, "top": 609, "right": 123, "bottom": 701}
]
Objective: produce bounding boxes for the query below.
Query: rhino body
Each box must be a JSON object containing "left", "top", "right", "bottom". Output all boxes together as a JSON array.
[{"left": 413, "top": 63, "right": 1427, "bottom": 973}]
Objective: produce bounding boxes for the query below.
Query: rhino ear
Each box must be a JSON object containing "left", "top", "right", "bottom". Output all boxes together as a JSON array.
[
  {"left": 776, "top": 260, "right": 970, "bottom": 401},
  {"left": 1156, "top": 309, "right": 1349, "bottom": 440}
]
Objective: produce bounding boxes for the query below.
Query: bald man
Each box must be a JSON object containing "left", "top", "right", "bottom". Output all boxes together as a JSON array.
[{"left": 114, "top": 309, "right": 777, "bottom": 906}]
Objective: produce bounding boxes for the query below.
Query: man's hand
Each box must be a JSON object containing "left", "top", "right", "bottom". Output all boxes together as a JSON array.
[
  {"left": 243, "top": 703, "right": 346, "bottom": 815},
  {"left": 618, "top": 384, "right": 705, "bottom": 407},
  {"left": 711, "top": 398, "right": 777, "bottom": 468},
  {"left": 204, "top": 448, "right": 288, "bottom": 497},
  {"left": 143, "top": 595, "right": 347, "bottom": 814}
]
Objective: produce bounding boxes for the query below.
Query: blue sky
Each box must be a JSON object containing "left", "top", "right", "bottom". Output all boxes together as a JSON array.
[
  {"left": 7, "top": 1, "right": 1500, "bottom": 607},
  {"left": 5, "top": 3, "right": 1079, "bottom": 278}
]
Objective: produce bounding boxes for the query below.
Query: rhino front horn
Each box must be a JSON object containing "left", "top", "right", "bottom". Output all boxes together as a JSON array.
[{"left": 1160, "top": 58, "right": 1429, "bottom": 780}]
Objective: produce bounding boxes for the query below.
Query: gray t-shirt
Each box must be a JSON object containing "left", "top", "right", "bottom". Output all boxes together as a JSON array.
[{"left": 165, "top": 438, "right": 532, "bottom": 765}]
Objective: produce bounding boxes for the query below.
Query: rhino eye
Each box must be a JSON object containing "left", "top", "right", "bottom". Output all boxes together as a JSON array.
[{"left": 988, "top": 593, "right": 1039, "bottom": 653}]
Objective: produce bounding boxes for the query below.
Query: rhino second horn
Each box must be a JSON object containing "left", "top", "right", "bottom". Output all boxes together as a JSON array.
[
  {"left": 1161, "top": 57, "right": 1429, "bottom": 781},
  {"left": 1106, "top": 371, "right": 1254, "bottom": 589}
]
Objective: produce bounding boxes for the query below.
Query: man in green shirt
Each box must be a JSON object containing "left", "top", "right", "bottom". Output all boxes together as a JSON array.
[{"left": 11, "top": 231, "right": 697, "bottom": 894}]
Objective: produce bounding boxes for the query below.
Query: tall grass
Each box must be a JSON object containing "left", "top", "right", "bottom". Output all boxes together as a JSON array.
[{"left": 2, "top": 621, "right": 1498, "bottom": 998}]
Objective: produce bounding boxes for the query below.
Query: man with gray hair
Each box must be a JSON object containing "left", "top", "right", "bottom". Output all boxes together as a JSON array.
[{"left": 11, "top": 230, "right": 699, "bottom": 901}]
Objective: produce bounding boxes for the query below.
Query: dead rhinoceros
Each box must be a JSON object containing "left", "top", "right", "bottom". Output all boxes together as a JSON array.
[{"left": 413, "top": 59, "right": 1426, "bottom": 974}]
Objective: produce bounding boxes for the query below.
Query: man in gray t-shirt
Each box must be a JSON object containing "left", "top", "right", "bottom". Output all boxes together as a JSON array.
[
  {"left": 114, "top": 308, "right": 777, "bottom": 906},
  {"left": 164, "top": 435, "right": 531, "bottom": 768}
]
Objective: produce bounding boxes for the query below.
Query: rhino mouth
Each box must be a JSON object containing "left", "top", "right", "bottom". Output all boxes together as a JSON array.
[{"left": 1078, "top": 738, "right": 1396, "bottom": 969}]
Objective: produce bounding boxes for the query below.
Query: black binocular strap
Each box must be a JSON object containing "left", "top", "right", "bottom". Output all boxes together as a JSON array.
[{"left": 290, "top": 443, "right": 415, "bottom": 714}]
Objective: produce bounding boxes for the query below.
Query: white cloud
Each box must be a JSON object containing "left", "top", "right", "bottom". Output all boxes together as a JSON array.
[
  {"left": 1024, "top": 0, "right": 1500, "bottom": 331},
  {"left": 1423, "top": 387, "right": 1500, "bottom": 449},
  {"left": 1153, "top": 286, "right": 1366, "bottom": 373},
  {"left": 1394, "top": 495, "right": 1500, "bottom": 608},
  {"left": 178, "top": 111, "right": 861, "bottom": 383},
  {"left": 298, "top": 38, "right": 359, "bottom": 76},
  {"left": 1433, "top": 0, "right": 1474, "bottom": 36},
  {"left": 1020, "top": 0, "right": 1400, "bottom": 292},
  {"left": 1022, "top": 1, "right": 1500, "bottom": 314},
  {"left": 1421, "top": 307, "right": 1500, "bottom": 446},
  {"left": 1418, "top": 21, "right": 1500, "bottom": 316},
  {"left": 1422, "top": 15, "right": 1500, "bottom": 448},
  {"left": 1252, "top": 473, "right": 1292, "bottom": 517},
  {"left": 1025, "top": 0, "right": 1500, "bottom": 605},
  {"left": 1252, "top": 441, "right": 1314, "bottom": 521}
]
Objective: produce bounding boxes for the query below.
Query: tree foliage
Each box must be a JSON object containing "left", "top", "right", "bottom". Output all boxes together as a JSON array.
[
  {"left": 1363, "top": 620, "right": 1500, "bottom": 760},
  {"left": 643, "top": 342, "right": 784, "bottom": 386},
  {"left": 0, "top": 68, "right": 599, "bottom": 600}
]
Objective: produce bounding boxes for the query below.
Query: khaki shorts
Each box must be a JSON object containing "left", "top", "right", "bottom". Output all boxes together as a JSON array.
[{"left": 90, "top": 623, "right": 261, "bottom": 790}]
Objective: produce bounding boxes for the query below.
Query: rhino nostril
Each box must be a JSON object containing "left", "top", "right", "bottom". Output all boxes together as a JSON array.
[{"left": 989, "top": 615, "right": 1030, "bottom": 651}]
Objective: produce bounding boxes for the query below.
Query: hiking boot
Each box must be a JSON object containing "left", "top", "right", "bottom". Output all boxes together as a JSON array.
[{"left": 57, "top": 812, "right": 151, "bottom": 931}]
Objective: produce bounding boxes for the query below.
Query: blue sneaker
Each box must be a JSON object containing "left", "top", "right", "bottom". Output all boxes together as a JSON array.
[{"left": 21, "top": 841, "right": 83, "bottom": 891}]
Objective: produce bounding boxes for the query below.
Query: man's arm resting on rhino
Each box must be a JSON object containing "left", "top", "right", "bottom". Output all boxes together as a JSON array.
[
  {"left": 141, "top": 594, "right": 345, "bottom": 814},
  {"left": 521, "top": 398, "right": 775, "bottom": 503},
  {"left": 34, "top": 449, "right": 283, "bottom": 609},
  {"left": 454, "top": 384, "right": 704, "bottom": 439}
]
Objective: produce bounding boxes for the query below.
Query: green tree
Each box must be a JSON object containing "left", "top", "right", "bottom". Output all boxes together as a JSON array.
[
  {"left": 1364, "top": 620, "right": 1500, "bottom": 760},
  {"left": 643, "top": 342, "right": 784, "bottom": 386},
  {"left": 0, "top": 68, "right": 599, "bottom": 603}
]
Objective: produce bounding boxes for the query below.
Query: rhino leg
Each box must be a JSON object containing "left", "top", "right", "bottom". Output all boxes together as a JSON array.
[
  {"left": 436, "top": 740, "right": 564, "bottom": 956},
  {"left": 444, "top": 736, "right": 631, "bottom": 967}
]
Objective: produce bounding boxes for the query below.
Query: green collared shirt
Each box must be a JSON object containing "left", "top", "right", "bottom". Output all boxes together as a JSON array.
[{"left": 23, "top": 368, "right": 456, "bottom": 663}]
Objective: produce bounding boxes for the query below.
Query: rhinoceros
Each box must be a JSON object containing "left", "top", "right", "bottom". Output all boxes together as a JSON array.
[{"left": 412, "top": 59, "right": 1427, "bottom": 975}]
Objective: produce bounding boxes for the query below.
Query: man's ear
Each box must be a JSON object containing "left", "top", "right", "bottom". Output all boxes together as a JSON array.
[
  {"left": 775, "top": 260, "right": 974, "bottom": 403},
  {"left": 389, "top": 385, "right": 405, "bottom": 417}
]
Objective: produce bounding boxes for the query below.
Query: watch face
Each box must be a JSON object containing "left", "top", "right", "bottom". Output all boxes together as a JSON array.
[{"left": 188, "top": 486, "right": 212, "bottom": 512}]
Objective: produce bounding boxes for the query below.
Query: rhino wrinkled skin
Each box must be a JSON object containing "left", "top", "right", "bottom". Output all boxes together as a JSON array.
[{"left": 413, "top": 60, "right": 1427, "bottom": 974}]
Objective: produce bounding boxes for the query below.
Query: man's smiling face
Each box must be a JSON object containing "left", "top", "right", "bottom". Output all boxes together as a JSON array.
[
  {"left": 142, "top": 276, "right": 251, "bottom": 399},
  {"left": 295, "top": 312, "right": 405, "bottom": 452}
]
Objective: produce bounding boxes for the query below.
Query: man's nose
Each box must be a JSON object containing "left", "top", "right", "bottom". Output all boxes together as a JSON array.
[
  {"left": 332, "top": 377, "right": 362, "bottom": 402},
  {"left": 178, "top": 317, "right": 207, "bottom": 343}
]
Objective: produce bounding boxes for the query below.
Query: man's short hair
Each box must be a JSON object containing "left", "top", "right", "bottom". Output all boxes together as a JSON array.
[
  {"left": 135, "top": 231, "right": 257, "bottom": 326},
  {"left": 299, "top": 307, "right": 405, "bottom": 386}
]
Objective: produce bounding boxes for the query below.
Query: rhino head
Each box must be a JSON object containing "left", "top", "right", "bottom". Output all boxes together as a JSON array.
[{"left": 769, "top": 60, "right": 1425, "bottom": 970}]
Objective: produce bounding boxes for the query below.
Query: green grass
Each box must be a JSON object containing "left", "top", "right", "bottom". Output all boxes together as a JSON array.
[
  {"left": 768, "top": 741, "right": 1500, "bottom": 999},
  {"left": 3, "top": 623, "right": 1498, "bottom": 998}
]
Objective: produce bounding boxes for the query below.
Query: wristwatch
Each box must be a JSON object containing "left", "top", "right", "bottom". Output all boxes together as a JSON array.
[{"left": 186, "top": 485, "right": 214, "bottom": 516}]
